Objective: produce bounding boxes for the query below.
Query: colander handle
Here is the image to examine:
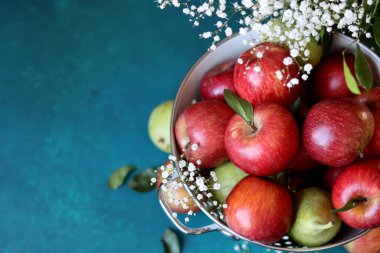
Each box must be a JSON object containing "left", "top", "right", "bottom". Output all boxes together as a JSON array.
[{"left": 158, "top": 186, "right": 236, "bottom": 237}]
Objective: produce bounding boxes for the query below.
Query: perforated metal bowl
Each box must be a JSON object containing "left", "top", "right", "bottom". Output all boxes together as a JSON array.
[{"left": 158, "top": 33, "right": 380, "bottom": 252}]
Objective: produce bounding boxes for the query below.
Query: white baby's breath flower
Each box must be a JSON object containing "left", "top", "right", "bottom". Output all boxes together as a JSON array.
[{"left": 283, "top": 57, "right": 293, "bottom": 66}]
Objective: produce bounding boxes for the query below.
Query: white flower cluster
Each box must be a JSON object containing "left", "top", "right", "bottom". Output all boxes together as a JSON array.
[
  {"left": 156, "top": 0, "right": 374, "bottom": 85},
  {"left": 156, "top": 152, "right": 227, "bottom": 223}
]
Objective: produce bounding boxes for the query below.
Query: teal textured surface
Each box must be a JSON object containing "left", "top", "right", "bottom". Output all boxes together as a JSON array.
[{"left": 0, "top": 1, "right": 347, "bottom": 252}]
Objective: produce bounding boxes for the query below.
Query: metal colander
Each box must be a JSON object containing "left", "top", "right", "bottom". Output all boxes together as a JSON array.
[{"left": 158, "top": 32, "right": 380, "bottom": 252}]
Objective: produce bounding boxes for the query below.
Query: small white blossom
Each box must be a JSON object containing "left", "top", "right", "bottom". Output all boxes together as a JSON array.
[
  {"left": 197, "top": 194, "right": 203, "bottom": 200},
  {"left": 237, "top": 58, "right": 244, "bottom": 64},
  {"left": 225, "top": 27, "right": 232, "bottom": 36},
  {"left": 283, "top": 57, "right": 293, "bottom": 66},
  {"left": 304, "top": 63, "right": 313, "bottom": 73}
]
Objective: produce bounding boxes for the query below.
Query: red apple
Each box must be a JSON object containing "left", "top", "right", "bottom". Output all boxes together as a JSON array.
[
  {"left": 344, "top": 227, "right": 380, "bottom": 253},
  {"left": 234, "top": 42, "right": 300, "bottom": 107},
  {"left": 156, "top": 161, "right": 200, "bottom": 213},
  {"left": 356, "top": 87, "right": 380, "bottom": 159},
  {"left": 332, "top": 159, "right": 380, "bottom": 229},
  {"left": 309, "top": 52, "right": 360, "bottom": 101},
  {"left": 200, "top": 61, "right": 236, "bottom": 101},
  {"left": 288, "top": 145, "right": 319, "bottom": 172},
  {"left": 175, "top": 100, "right": 234, "bottom": 168},
  {"left": 303, "top": 98, "right": 374, "bottom": 167},
  {"left": 225, "top": 176, "right": 292, "bottom": 243},
  {"left": 225, "top": 103, "right": 299, "bottom": 176},
  {"left": 322, "top": 166, "right": 345, "bottom": 191}
]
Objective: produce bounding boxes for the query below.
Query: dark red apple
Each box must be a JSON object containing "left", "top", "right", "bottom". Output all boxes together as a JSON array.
[
  {"left": 356, "top": 87, "right": 380, "bottom": 158},
  {"left": 200, "top": 61, "right": 236, "bottom": 101},
  {"left": 322, "top": 166, "right": 345, "bottom": 191},
  {"left": 175, "top": 100, "right": 234, "bottom": 168},
  {"left": 303, "top": 98, "right": 374, "bottom": 167},
  {"left": 225, "top": 176, "right": 292, "bottom": 243},
  {"left": 332, "top": 159, "right": 380, "bottom": 229},
  {"left": 234, "top": 42, "right": 300, "bottom": 107},
  {"left": 344, "top": 227, "right": 380, "bottom": 253},
  {"left": 225, "top": 103, "right": 299, "bottom": 176},
  {"left": 309, "top": 52, "right": 360, "bottom": 101},
  {"left": 288, "top": 145, "right": 319, "bottom": 172}
]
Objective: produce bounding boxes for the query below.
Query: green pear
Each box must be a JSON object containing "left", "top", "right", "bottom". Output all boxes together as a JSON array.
[
  {"left": 289, "top": 187, "right": 341, "bottom": 247},
  {"left": 211, "top": 162, "right": 248, "bottom": 203},
  {"left": 148, "top": 100, "right": 173, "bottom": 153}
]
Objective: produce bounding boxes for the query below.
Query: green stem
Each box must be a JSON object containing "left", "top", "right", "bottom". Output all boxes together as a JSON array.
[
  {"left": 313, "top": 221, "right": 335, "bottom": 230},
  {"left": 332, "top": 197, "right": 367, "bottom": 213}
]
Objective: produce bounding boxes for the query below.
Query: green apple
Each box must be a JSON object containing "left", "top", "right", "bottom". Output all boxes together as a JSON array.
[
  {"left": 267, "top": 18, "right": 323, "bottom": 67},
  {"left": 289, "top": 187, "right": 342, "bottom": 247},
  {"left": 211, "top": 162, "right": 248, "bottom": 203},
  {"left": 298, "top": 37, "right": 324, "bottom": 67},
  {"left": 148, "top": 100, "right": 173, "bottom": 153}
]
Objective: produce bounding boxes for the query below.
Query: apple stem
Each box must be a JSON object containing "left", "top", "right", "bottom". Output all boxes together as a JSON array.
[
  {"left": 249, "top": 123, "right": 258, "bottom": 133},
  {"left": 332, "top": 197, "right": 367, "bottom": 213},
  {"left": 313, "top": 221, "right": 335, "bottom": 230}
]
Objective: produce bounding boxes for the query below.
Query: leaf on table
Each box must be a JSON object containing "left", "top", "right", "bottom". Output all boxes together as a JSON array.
[
  {"left": 128, "top": 167, "right": 157, "bottom": 192},
  {"left": 343, "top": 52, "right": 361, "bottom": 95},
  {"left": 224, "top": 89, "right": 254, "bottom": 125},
  {"left": 108, "top": 165, "right": 134, "bottom": 190},
  {"left": 355, "top": 44, "right": 373, "bottom": 90},
  {"left": 161, "top": 228, "right": 181, "bottom": 253}
]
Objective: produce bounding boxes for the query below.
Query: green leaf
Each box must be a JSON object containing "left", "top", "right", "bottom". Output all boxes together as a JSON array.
[
  {"left": 343, "top": 52, "right": 361, "bottom": 95},
  {"left": 161, "top": 228, "right": 181, "bottom": 253},
  {"left": 360, "top": 0, "right": 369, "bottom": 28},
  {"left": 290, "top": 97, "right": 301, "bottom": 116},
  {"left": 347, "top": 0, "right": 355, "bottom": 8},
  {"left": 374, "top": 17, "right": 380, "bottom": 47},
  {"left": 108, "top": 165, "right": 134, "bottom": 189},
  {"left": 355, "top": 44, "right": 373, "bottom": 90},
  {"left": 332, "top": 197, "right": 367, "bottom": 213},
  {"left": 373, "top": 0, "right": 379, "bottom": 16},
  {"left": 224, "top": 89, "right": 254, "bottom": 124},
  {"left": 128, "top": 167, "right": 157, "bottom": 192},
  {"left": 318, "top": 27, "right": 325, "bottom": 45}
]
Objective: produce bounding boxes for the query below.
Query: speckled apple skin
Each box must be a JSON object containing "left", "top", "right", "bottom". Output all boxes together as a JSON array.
[
  {"left": 303, "top": 98, "right": 374, "bottom": 167},
  {"left": 225, "top": 176, "right": 292, "bottom": 243},
  {"left": 200, "top": 61, "right": 236, "bottom": 101},
  {"left": 309, "top": 52, "right": 357, "bottom": 101},
  {"left": 225, "top": 103, "right": 299, "bottom": 176},
  {"left": 332, "top": 159, "right": 380, "bottom": 229},
  {"left": 356, "top": 87, "right": 380, "bottom": 159},
  {"left": 234, "top": 42, "right": 300, "bottom": 107},
  {"left": 344, "top": 227, "right": 380, "bottom": 253},
  {"left": 174, "top": 100, "right": 234, "bottom": 168}
]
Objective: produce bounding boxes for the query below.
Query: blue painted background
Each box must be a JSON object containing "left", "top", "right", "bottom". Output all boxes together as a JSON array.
[{"left": 0, "top": 1, "right": 347, "bottom": 252}]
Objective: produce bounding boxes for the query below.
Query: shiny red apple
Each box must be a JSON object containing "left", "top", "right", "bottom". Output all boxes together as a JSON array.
[
  {"left": 344, "top": 227, "right": 380, "bottom": 253},
  {"left": 225, "top": 103, "right": 299, "bottom": 176},
  {"left": 175, "top": 100, "right": 234, "bottom": 168},
  {"left": 200, "top": 61, "right": 236, "bottom": 101},
  {"left": 234, "top": 42, "right": 300, "bottom": 107},
  {"left": 332, "top": 159, "right": 380, "bottom": 229},
  {"left": 303, "top": 98, "right": 374, "bottom": 167},
  {"left": 225, "top": 176, "right": 292, "bottom": 243},
  {"left": 356, "top": 87, "right": 380, "bottom": 159},
  {"left": 309, "top": 52, "right": 359, "bottom": 101}
]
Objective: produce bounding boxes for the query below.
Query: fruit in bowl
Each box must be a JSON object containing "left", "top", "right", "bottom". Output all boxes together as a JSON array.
[{"left": 163, "top": 33, "right": 380, "bottom": 251}]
